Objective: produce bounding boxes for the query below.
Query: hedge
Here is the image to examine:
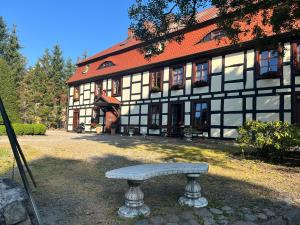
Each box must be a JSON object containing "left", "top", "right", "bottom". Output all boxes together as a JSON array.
[
  {"left": 237, "top": 120, "right": 300, "bottom": 160},
  {"left": 0, "top": 123, "right": 47, "bottom": 135}
]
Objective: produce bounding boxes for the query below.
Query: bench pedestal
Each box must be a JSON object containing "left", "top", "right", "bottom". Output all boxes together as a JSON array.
[
  {"left": 118, "top": 180, "right": 150, "bottom": 218},
  {"left": 178, "top": 174, "right": 208, "bottom": 208}
]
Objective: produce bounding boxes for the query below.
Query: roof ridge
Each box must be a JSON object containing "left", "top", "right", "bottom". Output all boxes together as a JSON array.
[{"left": 77, "top": 6, "right": 218, "bottom": 65}]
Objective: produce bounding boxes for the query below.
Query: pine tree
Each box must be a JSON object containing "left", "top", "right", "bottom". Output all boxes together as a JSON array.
[
  {"left": 0, "top": 58, "right": 20, "bottom": 122},
  {"left": 4, "top": 25, "right": 26, "bottom": 80},
  {"left": 0, "top": 16, "right": 8, "bottom": 57}
]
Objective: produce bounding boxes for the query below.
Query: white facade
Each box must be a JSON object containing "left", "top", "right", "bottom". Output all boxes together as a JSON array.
[{"left": 67, "top": 42, "right": 297, "bottom": 139}]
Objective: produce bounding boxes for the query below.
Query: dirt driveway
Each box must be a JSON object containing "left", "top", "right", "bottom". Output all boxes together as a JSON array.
[{"left": 0, "top": 131, "right": 299, "bottom": 225}]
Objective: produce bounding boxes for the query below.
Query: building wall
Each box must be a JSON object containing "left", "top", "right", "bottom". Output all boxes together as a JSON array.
[{"left": 67, "top": 42, "right": 297, "bottom": 139}]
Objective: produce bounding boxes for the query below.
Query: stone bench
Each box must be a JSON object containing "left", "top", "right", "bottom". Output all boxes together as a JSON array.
[{"left": 105, "top": 162, "right": 209, "bottom": 218}]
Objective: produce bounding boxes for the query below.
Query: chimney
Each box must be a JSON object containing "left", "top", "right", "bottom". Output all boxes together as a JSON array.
[{"left": 128, "top": 28, "right": 135, "bottom": 39}]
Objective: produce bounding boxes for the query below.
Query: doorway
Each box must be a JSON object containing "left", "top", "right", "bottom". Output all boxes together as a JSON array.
[
  {"left": 72, "top": 109, "right": 79, "bottom": 131},
  {"left": 294, "top": 92, "right": 300, "bottom": 125},
  {"left": 168, "top": 102, "right": 184, "bottom": 136},
  {"left": 105, "top": 110, "right": 119, "bottom": 133}
]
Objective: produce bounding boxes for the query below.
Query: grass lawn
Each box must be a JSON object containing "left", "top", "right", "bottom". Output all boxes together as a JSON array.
[{"left": 0, "top": 131, "right": 299, "bottom": 225}]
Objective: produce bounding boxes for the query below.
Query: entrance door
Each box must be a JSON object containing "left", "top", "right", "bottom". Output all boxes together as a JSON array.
[
  {"left": 169, "top": 102, "right": 183, "bottom": 136},
  {"left": 295, "top": 93, "right": 300, "bottom": 125},
  {"left": 105, "top": 111, "right": 118, "bottom": 132},
  {"left": 73, "top": 109, "right": 79, "bottom": 130}
]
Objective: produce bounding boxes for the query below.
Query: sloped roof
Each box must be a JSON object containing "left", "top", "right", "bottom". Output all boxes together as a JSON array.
[
  {"left": 95, "top": 95, "right": 121, "bottom": 105},
  {"left": 77, "top": 7, "right": 218, "bottom": 65},
  {"left": 67, "top": 7, "right": 274, "bottom": 84}
]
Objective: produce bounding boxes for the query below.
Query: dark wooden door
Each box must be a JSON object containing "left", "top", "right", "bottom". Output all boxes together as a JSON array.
[
  {"left": 295, "top": 93, "right": 300, "bottom": 125},
  {"left": 169, "top": 103, "right": 183, "bottom": 136},
  {"left": 73, "top": 109, "right": 79, "bottom": 130},
  {"left": 105, "top": 111, "right": 118, "bottom": 132}
]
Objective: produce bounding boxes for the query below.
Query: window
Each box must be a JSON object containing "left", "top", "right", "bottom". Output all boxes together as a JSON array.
[
  {"left": 202, "top": 29, "right": 225, "bottom": 42},
  {"left": 296, "top": 44, "right": 300, "bottom": 70},
  {"left": 149, "top": 104, "right": 160, "bottom": 128},
  {"left": 193, "top": 61, "right": 209, "bottom": 86},
  {"left": 95, "top": 82, "right": 102, "bottom": 96},
  {"left": 297, "top": 44, "right": 300, "bottom": 64},
  {"left": 150, "top": 70, "right": 162, "bottom": 92},
  {"left": 73, "top": 86, "right": 80, "bottom": 101},
  {"left": 171, "top": 66, "right": 184, "bottom": 89},
  {"left": 193, "top": 102, "right": 209, "bottom": 131},
  {"left": 112, "top": 78, "right": 121, "bottom": 96},
  {"left": 98, "top": 61, "right": 115, "bottom": 69},
  {"left": 259, "top": 49, "right": 279, "bottom": 76}
]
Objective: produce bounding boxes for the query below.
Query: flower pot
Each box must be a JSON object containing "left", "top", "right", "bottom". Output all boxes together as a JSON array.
[
  {"left": 96, "top": 126, "right": 102, "bottom": 134},
  {"left": 184, "top": 133, "right": 193, "bottom": 142},
  {"left": 111, "top": 127, "right": 116, "bottom": 135},
  {"left": 128, "top": 129, "right": 134, "bottom": 137}
]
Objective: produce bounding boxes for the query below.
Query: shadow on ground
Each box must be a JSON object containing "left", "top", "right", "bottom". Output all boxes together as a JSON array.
[{"left": 2, "top": 153, "right": 299, "bottom": 225}]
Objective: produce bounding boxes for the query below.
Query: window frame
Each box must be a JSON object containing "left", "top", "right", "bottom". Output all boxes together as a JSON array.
[
  {"left": 94, "top": 81, "right": 103, "bottom": 97},
  {"left": 148, "top": 103, "right": 161, "bottom": 129},
  {"left": 202, "top": 29, "right": 225, "bottom": 43},
  {"left": 256, "top": 45, "right": 283, "bottom": 79},
  {"left": 191, "top": 100, "right": 210, "bottom": 132},
  {"left": 73, "top": 86, "right": 80, "bottom": 101},
  {"left": 192, "top": 60, "right": 210, "bottom": 87},
  {"left": 112, "top": 78, "right": 122, "bottom": 97},
  {"left": 169, "top": 64, "right": 185, "bottom": 90},
  {"left": 149, "top": 69, "right": 163, "bottom": 93},
  {"left": 98, "top": 61, "right": 115, "bottom": 70},
  {"left": 293, "top": 42, "right": 300, "bottom": 72}
]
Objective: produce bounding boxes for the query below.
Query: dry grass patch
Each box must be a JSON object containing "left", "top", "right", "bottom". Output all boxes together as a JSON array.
[{"left": 0, "top": 132, "right": 299, "bottom": 225}]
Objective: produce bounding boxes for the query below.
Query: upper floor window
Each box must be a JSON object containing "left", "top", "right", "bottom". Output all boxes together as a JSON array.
[
  {"left": 149, "top": 104, "right": 160, "bottom": 129},
  {"left": 98, "top": 61, "right": 115, "bottom": 69},
  {"left": 202, "top": 29, "right": 225, "bottom": 42},
  {"left": 112, "top": 78, "right": 121, "bottom": 96},
  {"left": 193, "top": 61, "right": 209, "bottom": 87},
  {"left": 171, "top": 66, "right": 184, "bottom": 89},
  {"left": 259, "top": 49, "right": 279, "bottom": 76},
  {"left": 296, "top": 44, "right": 300, "bottom": 70},
  {"left": 193, "top": 101, "right": 209, "bottom": 131},
  {"left": 73, "top": 86, "right": 80, "bottom": 101},
  {"left": 150, "top": 69, "right": 162, "bottom": 92},
  {"left": 95, "top": 81, "right": 102, "bottom": 97}
]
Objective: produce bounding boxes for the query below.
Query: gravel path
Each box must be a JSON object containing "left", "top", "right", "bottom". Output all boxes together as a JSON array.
[{"left": 0, "top": 131, "right": 299, "bottom": 225}]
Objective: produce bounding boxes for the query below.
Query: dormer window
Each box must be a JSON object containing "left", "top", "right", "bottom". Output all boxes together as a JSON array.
[
  {"left": 82, "top": 65, "right": 89, "bottom": 74},
  {"left": 202, "top": 29, "right": 225, "bottom": 42},
  {"left": 98, "top": 61, "right": 115, "bottom": 69}
]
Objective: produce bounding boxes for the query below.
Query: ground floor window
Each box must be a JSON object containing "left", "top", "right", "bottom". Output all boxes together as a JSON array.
[
  {"left": 149, "top": 104, "right": 160, "bottom": 128},
  {"left": 192, "top": 101, "right": 209, "bottom": 131}
]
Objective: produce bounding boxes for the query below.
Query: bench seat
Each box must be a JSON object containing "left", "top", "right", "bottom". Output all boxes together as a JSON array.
[
  {"left": 105, "top": 162, "right": 209, "bottom": 180},
  {"left": 106, "top": 162, "right": 209, "bottom": 218}
]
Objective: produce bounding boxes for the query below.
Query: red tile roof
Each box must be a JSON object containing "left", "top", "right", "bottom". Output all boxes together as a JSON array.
[
  {"left": 95, "top": 95, "right": 121, "bottom": 105},
  {"left": 67, "top": 7, "right": 273, "bottom": 84}
]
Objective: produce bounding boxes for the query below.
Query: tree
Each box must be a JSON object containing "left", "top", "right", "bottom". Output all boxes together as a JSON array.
[
  {"left": 0, "top": 58, "right": 20, "bottom": 122},
  {"left": 129, "top": 0, "right": 300, "bottom": 57},
  {"left": 0, "top": 17, "right": 8, "bottom": 57},
  {"left": 1, "top": 25, "right": 26, "bottom": 82},
  {"left": 19, "top": 46, "right": 75, "bottom": 128}
]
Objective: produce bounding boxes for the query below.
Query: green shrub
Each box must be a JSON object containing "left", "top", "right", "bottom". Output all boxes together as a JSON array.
[
  {"left": 22, "top": 124, "right": 34, "bottom": 135},
  {"left": 33, "top": 124, "right": 46, "bottom": 135},
  {"left": 0, "top": 125, "right": 6, "bottom": 135},
  {"left": 0, "top": 123, "right": 46, "bottom": 136},
  {"left": 12, "top": 123, "right": 24, "bottom": 135},
  {"left": 237, "top": 120, "right": 300, "bottom": 160}
]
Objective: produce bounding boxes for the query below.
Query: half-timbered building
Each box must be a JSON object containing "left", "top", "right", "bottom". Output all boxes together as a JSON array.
[{"left": 66, "top": 7, "right": 300, "bottom": 139}]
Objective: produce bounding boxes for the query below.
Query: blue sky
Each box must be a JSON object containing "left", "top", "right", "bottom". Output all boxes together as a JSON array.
[{"left": 0, "top": 0, "right": 136, "bottom": 66}]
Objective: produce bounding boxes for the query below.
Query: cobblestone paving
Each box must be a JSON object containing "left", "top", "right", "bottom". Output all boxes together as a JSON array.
[{"left": 134, "top": 204, "right": 300, "bottom": 225}]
